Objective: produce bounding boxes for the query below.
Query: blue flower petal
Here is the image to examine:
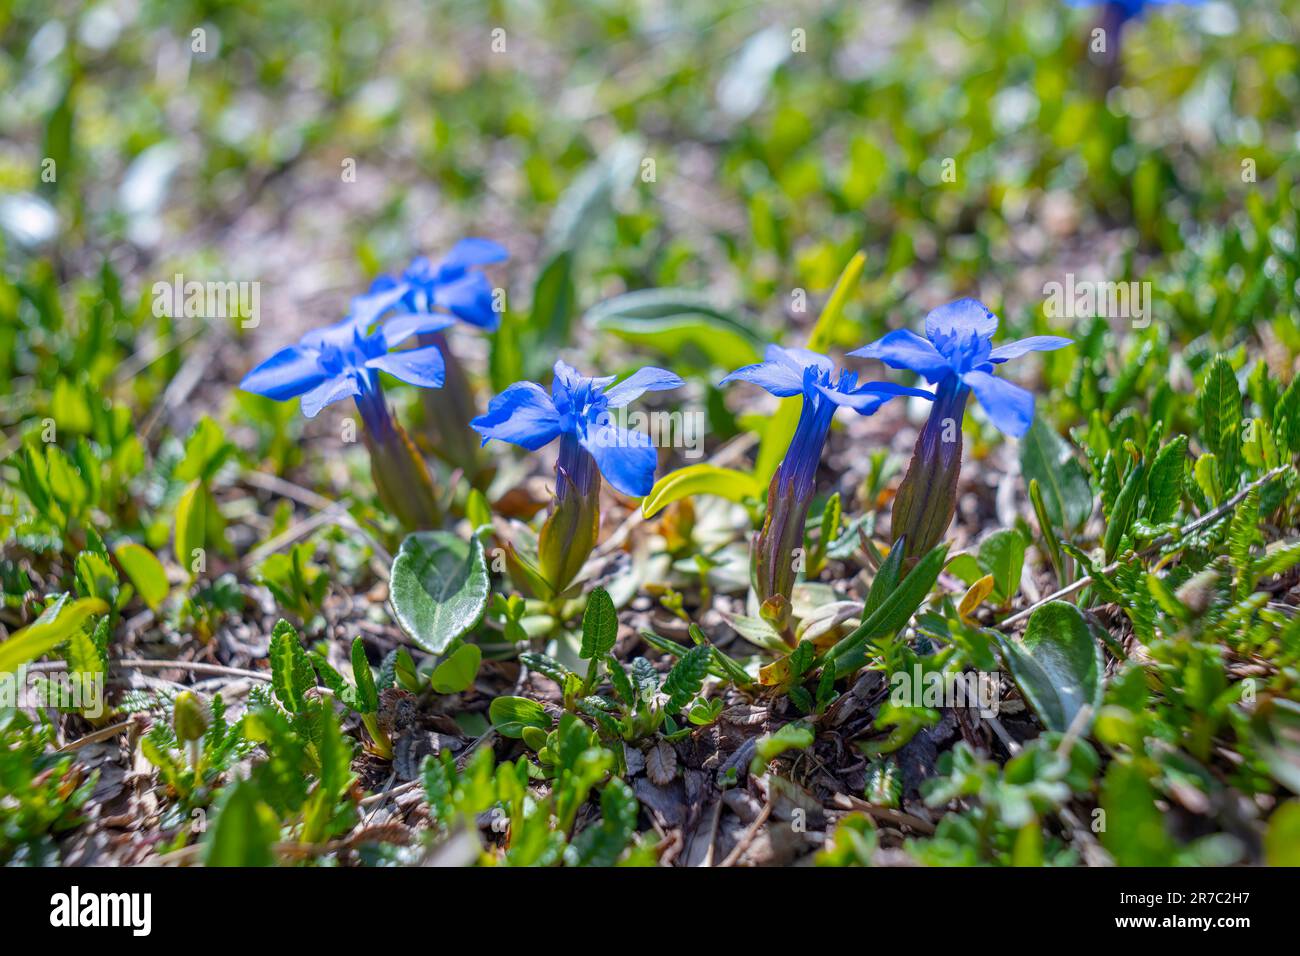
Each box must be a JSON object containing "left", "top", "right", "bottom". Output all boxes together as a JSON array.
[
  {"left": 240, "top": 345, "right": 327, "bottom": 401},
  {"left": 987, "top": 335, "right": 1073, "bottom": 363},
  {"left": 348, "top": 285, "right": 409, "bottom": 332},
  {"left": 366, "top": 345, "right": 446, "bottom": 389},
  {"left": 720, "top": 358, "right": 805, "bottom": 396},
  {"left": 382, "top": 311, "right": 456, "bottom": 347},
  {"left": 850, "top": 329, "right": 952, "bottom": 382},
  {"left": 434, "top": 271, "right": 500, "bottom": 329},
  {"left": 472, "top": 381, "right": 562, "bottom": 450},
  {"left": 301, "top": 315, "right": 364, "bottom": 352},
  {"left": 603, "top": 366, "right": 684, "bottom": 407},
  {"left": 581, "top": 424, "right": 657, "bottom": 497},
  {"left": 925, "top": 298, "right": 998, "bottom": 343},
  {"left": 768, "top": 344, "right": 834, "bottom": 376},
  {"left": 817, "top": 379, "right": 934, "bottom": 414},
  {"left": 962, "top": 369, "right": 1034, "bottom": 437},
  {"left": 300, "top": 374, "right": 361, "bottom": 419},
  {"left": 440, "top": 238, "right": 508, "bottom": 271}
]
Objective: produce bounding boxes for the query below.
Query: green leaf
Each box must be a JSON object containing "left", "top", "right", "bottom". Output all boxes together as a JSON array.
[
  {"left": 568, "top": 777, "right": 639, "bottom": 866},
  {"left": 529, "top": 251, "right": 576, "bottom": 359},
  {"left": 0, "top": 595, "right": 107, "bottom": 674},
  {"left": 754, "top": 252, "right": 865, "bottom": 484},
  {"left": 1228, "top": 489, "right": 1261, "bottom": 598},
  {"left": 176, "top": 416, "right": 234, "bottom": 483},
  {"left": 73, "top": 549, "right": 118, "bottom": 604},
  {"left": 827, "top": 543, "right": 947, "bottom": 673},
  {"left": 1019, "top": 416, "right": 1093, "bottom": 532},
  {"left": 641, "top": 464, "right": 762, "bottom": 518},
  {"left": 863, "top": 540, "right": 907, "bottom": 620},
  {"left": 544, "top": 137, "right": 640, "bottom": 254},
  {"left": 1103, "top": 460, "right": 1145, "bottom": 561},
  {"left": 1144, "top": 435, "right": 1188, "bottom": 524},
  {"left": 662, "top": 644, "right": 711, "bottom": 713},
  {"left": 1198, "top": 355, "right": 1241, "bottom": 468},
  {"left": 114, "top": 542, "right": 169, "bottom": 612},
  {"left": 585, "top": 288, "right": 761, "bottom": 368},
  {"left": 996, "top": 601, "right": 1103, "bottom": 734},
  {"left": 389, "top": 531, "right": 490, "bottom": 654},
  {"left": 1100, "top": 760, "right": 1175, "bottom": 866},
  {"left": 580, "top": 587, "right": 618, "bottom": 660},
  {"left": 489, "top": 696, "right": 551, "bottom": 738},
  {"left": 978, "top": 529, "right": 1026, "bottom": 603},
  {"left": 750, "top": 722, "right": 815, "bottom": 775},
  {"left": 1265, "top": 800, "right": 1300, "bottom": 866},
  {"left": 605, "top": 655, "right": 636, "bottom": 707},
  {"left": 351, "top": 636, "right": 379, "bottom": 712},
  {"left": 466, "top": 489, "right": 493, "bottom": 533},
  {"left": 1276, "top": 373, "right": 1300, "bottom": 454},
  {"left": 174, "top": 479, "right": 207, "bottom": 578},
  {"left": 269, "top": 619, "right": 314, "bottom": 714},
  {"left": 430, "top": 643, "right": 482, "bottom": 694},
  {"left": 204, "top": 778, "right": 278, "bottom": 867}
]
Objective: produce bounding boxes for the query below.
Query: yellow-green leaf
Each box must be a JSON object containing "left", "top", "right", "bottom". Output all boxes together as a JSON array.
[
  {"left": 0, "top": 595, "right": 109, "bottom": 673},
  {"left": 957, "top": 574, "right": 996, "bottom": 623},
  {"left": 641, "top": 463, "right": 762, "bottom": 518},
  {"left": 174, "top": 479, "right": 206, "bottom": 578},
  {"left": 115, "top": 542, "right": 169, "bottom": 612}
]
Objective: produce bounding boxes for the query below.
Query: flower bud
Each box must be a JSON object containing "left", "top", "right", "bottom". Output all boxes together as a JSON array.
[
  {"left": 537, "top": 448, "right": 600, "bottom": 598},
  {"left": 891, "top": 377, "right": 970, "bottom": 567},
  {"left": 173, "top": 691, "right": 210, "bottom": 743},
  {"left": 364, "top": 415, "right": 443, "bottom": 531}
]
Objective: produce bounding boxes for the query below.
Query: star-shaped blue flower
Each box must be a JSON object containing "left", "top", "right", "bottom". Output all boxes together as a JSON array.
[
  {"left": 370, "top": 238, "right": 508, "bottom": 331},
  {"left": 850, "top": 298, "right": 1072, "bottom": 438},
  {"left": 722, "top": 345, "right": 932, "bottom": 494},
  {"left": 472, "top": 360, "right": 683, "bottom": 497},
  {"left": 239, "top": 285, "right": 450, "bottom": 427}
]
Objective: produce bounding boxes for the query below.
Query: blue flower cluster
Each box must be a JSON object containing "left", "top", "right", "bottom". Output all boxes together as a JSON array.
[{"left": 239, "top": 249, "right": 1069, "bottom": 615}]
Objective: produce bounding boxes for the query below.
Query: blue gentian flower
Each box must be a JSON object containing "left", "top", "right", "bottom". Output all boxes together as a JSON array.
[
  {"left": 722, "top": 345, "right": 931, "bottom": 632},
  {"left": 850, "top": 298, "right": 1071, "bottom": 438},
  {"left": 473, "top": 360, "right": 683, "bottom": 498},
  {"left": 852, "top": 298, "right": 1072, "bottom": 565},
  {"left": 370, "top": 238, "right": 508, "bottom": 331},
  {"left": 239, "top": 286, "right": 447, "bottom": 529},
  {"left": 1064, "top": 0, "right": 1204, "bottom": 23},
  {"left": 239, "top": 285, "right": 449, "bottom": 432},
  {"left": 473, "top": 361, "right": 682, "bottom": 600},
  {"left": 369, "top": 239, "right": 508, "bottom": 478}
]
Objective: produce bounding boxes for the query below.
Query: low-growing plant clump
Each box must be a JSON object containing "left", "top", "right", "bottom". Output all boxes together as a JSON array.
[{"left": 2, "top": 0, "right": 1299, "bottom": 869}]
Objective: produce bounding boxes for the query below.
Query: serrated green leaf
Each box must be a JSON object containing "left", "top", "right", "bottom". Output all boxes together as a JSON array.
[
  {"left": 1144, "top": 435, "right": 1188, "bottom": 524},
  {"left": 662, "top": 644, "right": 711, "bottom": 713},
  {"left": 580, "top": 586, "right": 618, "bottom": 659},
  {"left": 1198, "top": 355, "right": 1242, "bottom": 483},
  {"left": 269, "top": 619, "right": 314, "bottom": 714}
]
